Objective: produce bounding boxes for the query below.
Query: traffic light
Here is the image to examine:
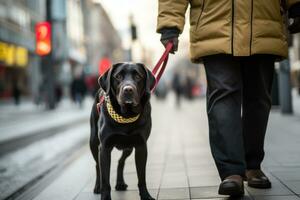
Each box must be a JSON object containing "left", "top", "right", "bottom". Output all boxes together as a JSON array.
[
  {"left": 131, "top": 24, "right": 137, "bottom": 41},
  {"left": 129, "top": 15, "right": 137, "bottom": 41},
  {"left": 35, "top": 22, "right": 52, "bottom": 56}
]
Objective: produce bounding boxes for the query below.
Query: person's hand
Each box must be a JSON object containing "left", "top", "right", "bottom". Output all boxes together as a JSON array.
[
  {"left": 288, "top": 17, "right": 300, "bottom": 34},
  {"left": 159, "top": 27, "right": 180, "bottom": 54},
  {"left": 161, "top": 37, "right": 179, "bottom": 54}
]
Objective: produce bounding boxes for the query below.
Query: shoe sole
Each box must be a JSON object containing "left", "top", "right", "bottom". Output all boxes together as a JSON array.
[
  {"left": 218, "top": 187, "right": 244, "bottom": 197},
  {"left": 248, "top": 181, "right": 272, "bottom": 189}
]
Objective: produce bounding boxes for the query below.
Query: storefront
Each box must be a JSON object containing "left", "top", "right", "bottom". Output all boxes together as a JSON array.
[{"left": 0, "top": 41, "right": 29, "bottom": 99}]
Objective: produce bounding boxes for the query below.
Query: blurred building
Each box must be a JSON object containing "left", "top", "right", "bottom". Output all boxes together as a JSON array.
[
  {"left": 0, "top": 0, "right": 123, "bottom": 103},
  {"left": 52, "top": 0, "right": 87, "bottom": 99},
  {"left": 0, "top": 0, "right": 46, "bottom": 100},
  {"left": 82, "top": 0, "right": 123, "bottom": 75},
  {"left": 65, "top": 0, "right": 86, "bottom": 75}
]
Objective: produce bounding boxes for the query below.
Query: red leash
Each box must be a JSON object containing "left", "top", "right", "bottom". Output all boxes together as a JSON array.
[{"left": 151, "top": 41, "right": 173, "bottom": 92}]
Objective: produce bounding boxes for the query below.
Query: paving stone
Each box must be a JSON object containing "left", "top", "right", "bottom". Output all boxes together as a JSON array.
[
  {"left": 32, "top": 154, "right": 93, "bottom": 200},
  {"left": 82, "top": 179, "right": 95, "bottom": 193},
  {"left": 284, "top": 181, "right": 300, "bottom": 194},
  {"left": 271, "top": 169, "right": 300, "bottom": 181},
  {"left": 160, "top": 176, "right": 189, "bottom": 189},
  {"left": 75, "top": 192, "right": 98, "bottom": 200},
  {"left": 245, "top": 181, "right": 293, "bottom": 196},
  {"left": 190, "top": 186, "right": 227, "bottom": 199},
  {"left": 191, "top": 186, "right": 223, "bottom": 198},
  {"left": 192, "top": 199, "right": 224, "bottom": 200},
  {"left": 252, "top": 195, "right": 300, "bottom": 200},
  {"left": 192, "top": 199, "right": 225, "bottom": 200},
  {"left": 158, "top": 187, "right": 190, "bottom": 199},
  {"left": 77, "top": 190, "right": 158, "bottom": 200},
  {"left": 189, "top": 175, "right": 220, "bottom": 187},
  {"left": 111, "top": 189, "right": 158, "bottom": 200},
  {"left": 190, "top": 186, "right": 252, "bottom": 200},
  {"left": 192, "top": 198, "right": 252, "bottom": 200}
]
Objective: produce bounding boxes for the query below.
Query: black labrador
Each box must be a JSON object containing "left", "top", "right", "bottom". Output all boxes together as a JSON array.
[{"left": 90, "top": 63, "right": 156, "bottom": 200}]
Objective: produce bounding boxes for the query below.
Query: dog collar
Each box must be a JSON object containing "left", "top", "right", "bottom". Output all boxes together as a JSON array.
[{"left": 105, "top": 96, "right": 140, "bottom": 124}]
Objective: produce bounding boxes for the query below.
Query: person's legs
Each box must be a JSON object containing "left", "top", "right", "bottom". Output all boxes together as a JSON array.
[
  {"left": 241, "top": 55, "right": 274, "bottom": 189},
  {"left": 203, "top": 54, "right": 245, "bottom": 180},
  {"left": 241, "top": 55, "right": 275, "bottom": 170}
]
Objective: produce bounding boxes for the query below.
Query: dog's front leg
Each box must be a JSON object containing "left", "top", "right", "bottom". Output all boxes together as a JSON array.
[
  {"left": 116, "top": 148, "right": 133, "bottom": 191},
  {"left": 135, "top": 144, "right": 155, "bottom": 200},
  {"left": 99, "top": 145, "right": 113, "bottom": 200}
]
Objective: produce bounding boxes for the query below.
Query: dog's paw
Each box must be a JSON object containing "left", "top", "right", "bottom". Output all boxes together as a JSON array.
[
  {"left": 93, "top": 184, "right": 101, "bottom": 194},
  {"left": 101, "top": 192, "right": 111, "bottom": 200},
  {"left": 115, "top": 182, "right": 128, "bottom": 191},
  {"left": 141, "top": 195, "right": 155, "bottom": 200},
  {"left": 139, "top": 188, "right": 155, "bottom": 200},
  {"left": 140, "top": 190, "right": 155, "bottom": 200}
]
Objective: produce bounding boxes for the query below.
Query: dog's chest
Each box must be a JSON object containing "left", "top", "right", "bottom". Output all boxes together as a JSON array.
[
  {"left": 100, "top": 125, "right": 146, "bottom": 149},
  {"left": 99, "top": 113, "right": 151, "bottom": 149},
  {"left": 111, "top": 133, "right": 145, "bottom": 149}
]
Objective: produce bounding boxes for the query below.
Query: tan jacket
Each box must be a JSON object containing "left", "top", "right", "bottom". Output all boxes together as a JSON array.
[{"left": 157, "top": 0, "right": 300, "bottom": 63}]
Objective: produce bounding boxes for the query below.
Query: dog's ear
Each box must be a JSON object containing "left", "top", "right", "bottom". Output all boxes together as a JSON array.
[
  {"left": 137, "top": 63, "right": 156, "bottom": 94},
  {"left": 98, "top": 67, "right": 112, "bottom": 94},
  {"left": 98, "top": 63, "right": 122, "bottom": 94}
]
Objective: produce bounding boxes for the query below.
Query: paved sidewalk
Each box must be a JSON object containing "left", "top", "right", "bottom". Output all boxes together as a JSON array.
[
  {"left": 31, "top": 95, "right": 300, "bottom": 200},
  {"left": 292, "top": 89, "right": 300, "bottom": 115},
  {"left": 0, "top": 98, "right": 94, "bottom": 200}
]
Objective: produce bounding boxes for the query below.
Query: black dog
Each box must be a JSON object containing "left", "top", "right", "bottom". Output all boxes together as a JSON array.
[{"left": 90, "top": 63, "right": 156, "bottom": 200}]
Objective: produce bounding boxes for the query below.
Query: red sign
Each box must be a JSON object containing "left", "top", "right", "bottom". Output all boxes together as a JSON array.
[
  {"left": 35, "top": 22, "right": 51, "bottom": 56},
  {"left": 98, "top": 58, "right": 111, "bottom": 76}
]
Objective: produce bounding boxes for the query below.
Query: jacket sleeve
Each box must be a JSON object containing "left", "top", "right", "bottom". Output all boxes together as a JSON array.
[{"left": 156, "top": 0, "right": 189, "bottom": 34}]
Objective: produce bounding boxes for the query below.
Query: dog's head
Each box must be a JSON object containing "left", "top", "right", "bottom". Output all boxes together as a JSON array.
[{"left": 98, "top": 62, "right": 156, "bottom": 108}]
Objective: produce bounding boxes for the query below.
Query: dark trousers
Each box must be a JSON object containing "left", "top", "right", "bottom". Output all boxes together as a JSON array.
[{"left": 203, "top": 54, "right": 275, "bottom": 180}]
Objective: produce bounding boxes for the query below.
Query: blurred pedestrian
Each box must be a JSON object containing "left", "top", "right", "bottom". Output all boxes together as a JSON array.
[
  {"left": 12, "top": 79, "right": 21, "bottom": 106},
  {"left": 172, "top": 70, "right": 183, "bottom": 108},
  {"left": 157, "top": 0, "right": 300, "bottom": 196},
  {"left": 184, "top": 75, "right": 193, "bottom": 100},
  {"left": 55, "top": 84, "right": 63, "bottom": 104},
  {"left": 297, "top": 70, "right": 300, "bottom": 95},
  {"left": 71, "top": 74, "right": 87, "bottom": 108},
  {"left": 85, "top": 75, "right": 99, "bottom": 97}
]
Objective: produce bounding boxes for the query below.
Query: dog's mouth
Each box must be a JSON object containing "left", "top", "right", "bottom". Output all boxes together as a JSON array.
[
  {"left": 121, "top": 98, "right": 139, "bottom": 107},
  {"left": 124, "top": 100, "right": 134, "bottom": 105},
  {"left": 117, "top": 97, "right": 140, "bottom": 115}
]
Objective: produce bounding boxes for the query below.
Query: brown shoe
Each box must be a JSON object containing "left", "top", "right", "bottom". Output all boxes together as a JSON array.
[
  {"left": 218, "top": 175, "right": 244, "bottom": 196},
  {"left": 246, "top": 169, "right": 272, "bottom": 189}
]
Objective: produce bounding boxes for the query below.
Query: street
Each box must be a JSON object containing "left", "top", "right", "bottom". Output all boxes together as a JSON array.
[
  {"left": 0, "top": 99, "right": 91, "bottom": 200},
  {"left": 1, "top": 0, "right": 300, "bottom": 199},
  {"left": 2, "top": 94, "right": 298, "bottom": 200}
]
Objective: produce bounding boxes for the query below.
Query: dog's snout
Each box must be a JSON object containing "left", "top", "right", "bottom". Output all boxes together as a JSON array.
[{"left": 123, "top": 85, "right": 134, "bottom": 94}]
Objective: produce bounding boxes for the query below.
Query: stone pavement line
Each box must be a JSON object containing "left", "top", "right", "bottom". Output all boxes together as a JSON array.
[
  {"left": 0, "top": 98, "right": 92, "bottom": 143},
  {"left": 30, "top": 96, "right": 300, "bottom": 200}
]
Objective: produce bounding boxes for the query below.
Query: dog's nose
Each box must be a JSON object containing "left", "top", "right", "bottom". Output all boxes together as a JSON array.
[{"left": 123, "top": 85, "right": 134, "bottom": 94}]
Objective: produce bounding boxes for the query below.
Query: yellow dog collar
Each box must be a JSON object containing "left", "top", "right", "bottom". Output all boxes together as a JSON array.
[{"left": 105, "top": 96, "right": 140, "bottom": 124}]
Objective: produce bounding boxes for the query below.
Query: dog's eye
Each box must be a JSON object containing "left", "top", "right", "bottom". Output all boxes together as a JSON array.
[
  {"left": 115, "top": 74, "right": 123, "bottom": 81},
  {"left": 135, "top": 74, "right": 142, "bottom": 81}
]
